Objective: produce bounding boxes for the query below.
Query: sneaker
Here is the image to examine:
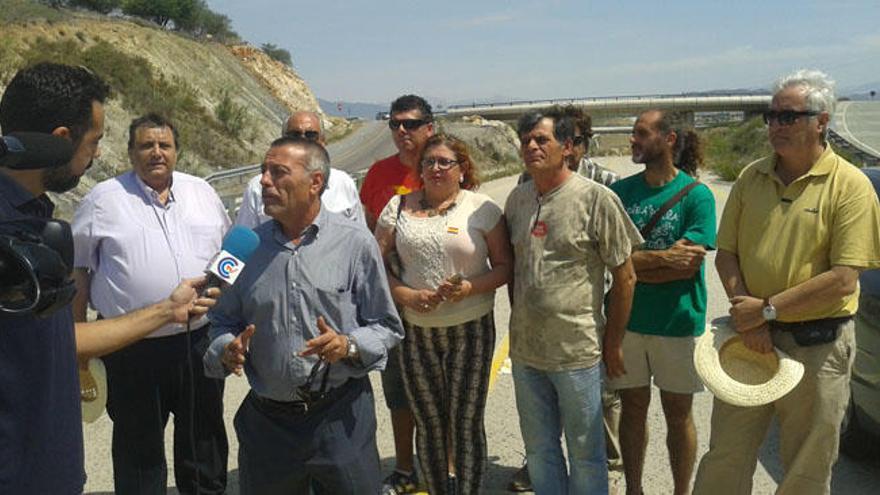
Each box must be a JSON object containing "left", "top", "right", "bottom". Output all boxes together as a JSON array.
[
  {"left": 507, "top": 463, "right": 532, "bottom": 492},
  {"left": 381, "top": 470, "right": 419, "bottom": 495}
]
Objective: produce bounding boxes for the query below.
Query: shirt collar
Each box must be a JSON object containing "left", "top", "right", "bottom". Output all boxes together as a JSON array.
[
  {"left": 0, "top": 170, "right": 55, "bottom": 218},
  {"left": 133, "top": 171, "right": 175, "bottom": 206},
  {"left": 758, "top": 145, "right": 836, "bottom": 179},
  {"left": 271, "top": 205, "right": 326, "bottom": 249}
]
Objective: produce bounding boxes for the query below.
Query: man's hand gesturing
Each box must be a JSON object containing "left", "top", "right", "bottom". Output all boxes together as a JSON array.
[{"left": 222, "top": 324, "right": 255, "bottom": 376}]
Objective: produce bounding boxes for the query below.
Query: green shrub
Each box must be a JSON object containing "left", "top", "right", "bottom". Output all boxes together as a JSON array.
[
  {"left": 18, "top": 37, "right": 252, "bottom": 169},
  {"left": 214, "top": 87, "right": 251, "bottom": 137},
  {"left": 260, "top": 43, "right": 292, "bottom": 66},
  {"left": 69, "top": 0, "right": 120, "bottom": 14},
  {"left": 0, "top": 0, "right": 65, "bottom": 24},
  {"left": 703, "top": 117, "right": 773, "bottom": 181}
]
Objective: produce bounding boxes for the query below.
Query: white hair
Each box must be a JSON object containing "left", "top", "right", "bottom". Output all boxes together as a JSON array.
[{"left": 773, "top": 69, "right": 837, "bottom": 117}]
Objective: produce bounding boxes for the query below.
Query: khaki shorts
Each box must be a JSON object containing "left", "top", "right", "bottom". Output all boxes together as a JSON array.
[{"left": 607, "top": 330, "right": 704, "bottom": 394}]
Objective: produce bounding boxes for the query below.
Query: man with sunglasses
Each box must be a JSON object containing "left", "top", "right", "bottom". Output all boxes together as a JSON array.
[
  {"left": 695, "top": 70, "right": 880, "bottom": 494},
  {"left": 359, "top": 94, "right": 434, "bottom": 495},
  {"left": 235, "top": 110, "right": 363, "bottom": 229}
]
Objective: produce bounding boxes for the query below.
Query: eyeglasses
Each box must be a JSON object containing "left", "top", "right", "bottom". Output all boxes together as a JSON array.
[
  {"left": 762, "top": 110, "right": 820, "bottom": 126},
  {"left": 421, "top": 157, "right": 459, "bottom": 170},
  {"left": 388, "top": 118, "right": 429, "bottom": 131},
  {"left": 285, "top": 130, "right": 321, "bottom": 141}
]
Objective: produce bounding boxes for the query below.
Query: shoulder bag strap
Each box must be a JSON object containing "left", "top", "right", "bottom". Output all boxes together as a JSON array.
[{"left": 639, "top": 181, "right": 701, "bottom": 239}]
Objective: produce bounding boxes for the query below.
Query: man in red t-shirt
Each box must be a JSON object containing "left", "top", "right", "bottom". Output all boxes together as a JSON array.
[
  {"left": 361, "top": 95, "right": 434, "bottom": 230},
  {"left": 360, "top": 94, "right": 434, "bottom": 494}
]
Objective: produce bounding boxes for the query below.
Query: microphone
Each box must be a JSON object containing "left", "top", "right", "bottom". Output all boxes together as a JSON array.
[
  {"left": 204, "top": 225, "right": 260, "bottom": 290},
  {"left": 0, "top": 132, "right": 74, "bottom": 170}
]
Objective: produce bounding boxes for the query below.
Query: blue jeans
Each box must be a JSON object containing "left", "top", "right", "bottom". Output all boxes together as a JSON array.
[{"left": 513, "top": 362, "right": 608, "bottom": 495}]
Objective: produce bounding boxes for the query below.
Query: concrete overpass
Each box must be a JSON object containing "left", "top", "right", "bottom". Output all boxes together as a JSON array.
[{"left": 446, "top": 94, "right": 772, "bottom": 120}]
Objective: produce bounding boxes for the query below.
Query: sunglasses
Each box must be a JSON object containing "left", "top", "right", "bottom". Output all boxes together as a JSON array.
[
  {"left": 388, "top": 118, "right": 429, "bottom": 131},
  {"left": 572, "top": 135, "right": 585, "bottom": 146},
  {"left": 285, "top": 130, "right": 321, "bottom": 141},
  {"left": 762, "top": 110, "right": 820, "bottom": 126},
  {"left": 421, "top": 157, "right": 459, "bottom": 170}
]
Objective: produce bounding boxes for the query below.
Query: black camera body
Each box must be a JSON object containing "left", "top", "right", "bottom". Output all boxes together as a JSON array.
[{"left": 0, "top": 217, "right": 76, "bottom": 318}]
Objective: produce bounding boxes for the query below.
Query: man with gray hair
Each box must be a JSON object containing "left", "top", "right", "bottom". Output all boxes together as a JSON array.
[
  {"left": 234, "top": 110, "right": 363, "bottom": 228},
  {"left": 694, "top": 69, "right": 880, "bottom": 494},
  {"left": 205, "top": 136, "right": 403, "bottom": 494}
]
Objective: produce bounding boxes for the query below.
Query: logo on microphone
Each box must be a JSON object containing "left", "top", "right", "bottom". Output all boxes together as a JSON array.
[{"left": 216, "top": 257, "right": 241, "bottom": 279}]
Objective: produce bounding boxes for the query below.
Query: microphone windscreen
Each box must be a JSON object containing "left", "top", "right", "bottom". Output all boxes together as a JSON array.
[
  {"left": 220, "top": 225, "right": 260, "bottom": 262},
  {"left": 0, "top": 132, "right": 74, "bottom": 170}
]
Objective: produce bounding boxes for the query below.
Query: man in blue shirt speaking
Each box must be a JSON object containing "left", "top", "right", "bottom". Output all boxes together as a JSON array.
[{"left": 204, "top": 136, "right": 404, "bottom": 494}]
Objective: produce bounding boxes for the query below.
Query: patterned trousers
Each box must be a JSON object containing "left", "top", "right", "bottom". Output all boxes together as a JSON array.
[{"left": 399, "top": 311, "right": 496, "bottom": 495}]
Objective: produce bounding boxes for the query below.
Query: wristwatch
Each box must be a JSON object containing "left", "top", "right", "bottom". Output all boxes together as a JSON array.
[
  {"left": 762, "top": 298, "right": 777, "bottom": 321},
  {"left": 345, "top": 335, "right": 360, "bottom": 363}
]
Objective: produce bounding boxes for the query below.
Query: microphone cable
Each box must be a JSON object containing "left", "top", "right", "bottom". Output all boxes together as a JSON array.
[{"left": 184, "top": 317, "right": 202, "bottom": 495}]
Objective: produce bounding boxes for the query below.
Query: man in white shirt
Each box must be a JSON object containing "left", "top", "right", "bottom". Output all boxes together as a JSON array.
[
  {"left": 234, "top": 111, "right": 363, "bottom": 228},
  {"left": 72, "top": 114, "right": 231, "bottom": 494}
]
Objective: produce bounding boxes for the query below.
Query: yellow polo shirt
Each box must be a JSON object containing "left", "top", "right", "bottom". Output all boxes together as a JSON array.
[{"left": 717, "top": 146, "right": 880, "bottom": 321}]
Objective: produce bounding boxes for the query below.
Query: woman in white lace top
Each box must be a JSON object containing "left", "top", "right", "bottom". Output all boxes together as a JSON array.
[{"left": 374, "top": 134, "right": 512, "bottom": 495}]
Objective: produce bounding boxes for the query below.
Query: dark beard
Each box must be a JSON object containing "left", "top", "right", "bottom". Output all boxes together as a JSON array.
[{"left": 42, "top": 161, "right": 84, "bottom": 193}]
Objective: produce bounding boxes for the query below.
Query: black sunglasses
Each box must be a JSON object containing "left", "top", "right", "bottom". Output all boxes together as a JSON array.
[
  {"left": 388, "top": 118, "right": 429, "bottom": 131},
  {"left": 762, "top": 110, "right": 820, "bottom": 126},
  {"left": 572, "top": 135, "right": 585, "bottom": 146},
  {"left": 285, "top": 130, "right": 321, "bottom": 141}
]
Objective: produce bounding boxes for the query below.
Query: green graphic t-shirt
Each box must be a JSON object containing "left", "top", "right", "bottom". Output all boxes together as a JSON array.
[{"left": 610, "top": 171, "right": 716, "bottom": 337}]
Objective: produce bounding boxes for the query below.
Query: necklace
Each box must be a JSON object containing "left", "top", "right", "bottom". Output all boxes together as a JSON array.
[{"left": 419, "top": 192, "right": 458, "bottom": 217}]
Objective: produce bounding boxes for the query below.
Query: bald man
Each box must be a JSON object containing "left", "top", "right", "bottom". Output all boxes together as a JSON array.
[{"left": 234, "top": 111, "right": 364, "bottom": 228}]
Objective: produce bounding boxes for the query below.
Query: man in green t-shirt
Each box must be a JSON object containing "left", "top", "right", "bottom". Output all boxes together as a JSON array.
[{"left": 608, "top": 109, "right": 716, "bottom": 495}]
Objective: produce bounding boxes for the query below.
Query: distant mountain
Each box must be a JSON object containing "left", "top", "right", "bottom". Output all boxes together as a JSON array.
[{"left": 841, "top": 81, "right": 879, "bottom": 101}]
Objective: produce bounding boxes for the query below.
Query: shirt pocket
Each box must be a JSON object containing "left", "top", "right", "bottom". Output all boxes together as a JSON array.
[{"left": 313, "top": 287, "right": 356, "bottom": 334}]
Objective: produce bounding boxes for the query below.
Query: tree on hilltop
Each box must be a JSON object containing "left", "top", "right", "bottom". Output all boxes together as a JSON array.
[
  {"left": 260, "top": 43, "right": 292, "bottom": 67},
  {"left": 122, "top": 0, "right": 196, "bottom": 28}
]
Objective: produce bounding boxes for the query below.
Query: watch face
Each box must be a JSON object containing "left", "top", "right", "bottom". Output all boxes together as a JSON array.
[{"left": 763, "top": 305, "right": 776, "bottom": 320}]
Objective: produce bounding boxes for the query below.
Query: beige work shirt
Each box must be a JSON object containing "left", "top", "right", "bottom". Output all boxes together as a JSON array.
[{"left": 505, "top": 174, "right": 642, "bottom": 371}]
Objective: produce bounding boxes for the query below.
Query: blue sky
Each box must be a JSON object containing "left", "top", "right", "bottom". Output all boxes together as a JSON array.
[{"left": 206, "top": 0, "right": 880, "bottom": 105}]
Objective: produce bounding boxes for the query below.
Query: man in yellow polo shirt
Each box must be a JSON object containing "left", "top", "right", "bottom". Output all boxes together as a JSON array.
[{"left": 694, "top": 70, "right": 880, "bottom": 494}]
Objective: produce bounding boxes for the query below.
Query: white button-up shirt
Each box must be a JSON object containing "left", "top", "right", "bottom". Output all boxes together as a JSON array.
[
  {"left": 72, "top": 171, "right": 230, "bottom": 338},
  {"left": 234, "top": 168, "right": 364, "bottom": 229}
]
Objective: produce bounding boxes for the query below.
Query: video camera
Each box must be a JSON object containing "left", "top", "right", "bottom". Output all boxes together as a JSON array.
[
  {"left": 0, "top": 218, "right": 76, "bottom": 317},
  {"left": 0, "top": 132, "right": 77, "bottom": 317}
]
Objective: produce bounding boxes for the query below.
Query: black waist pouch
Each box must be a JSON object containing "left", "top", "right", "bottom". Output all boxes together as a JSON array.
[{"left": 771, "top": 316, "right": 850, "bottom": 347}]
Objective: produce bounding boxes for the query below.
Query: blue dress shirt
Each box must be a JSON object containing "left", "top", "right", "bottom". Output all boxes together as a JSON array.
[{"left": 204, "top": 206, "right": 403, "bottom": 401}]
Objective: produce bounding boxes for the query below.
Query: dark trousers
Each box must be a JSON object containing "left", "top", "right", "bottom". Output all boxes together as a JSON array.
[
  {"left": 234, "top": 377, "right": 381, "bottom": 495},
  {"left": 103, "top": 326, "right": 228, "bottom": 495}
]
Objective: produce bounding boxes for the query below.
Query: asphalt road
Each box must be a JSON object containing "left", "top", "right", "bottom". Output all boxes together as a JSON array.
[
  {"left": 82, "top": 157, "right": 880, "bottom": 494},
  {"left": 327, "top": 121, "right": 397, "bottom": 174},
  {"left": 833, "top": 101, "right": 880, "bottom": 157}
]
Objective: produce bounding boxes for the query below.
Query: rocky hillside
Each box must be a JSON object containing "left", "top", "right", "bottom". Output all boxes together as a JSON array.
[{"left": 0, "top": 11, "right": 329, "bottom": 217}]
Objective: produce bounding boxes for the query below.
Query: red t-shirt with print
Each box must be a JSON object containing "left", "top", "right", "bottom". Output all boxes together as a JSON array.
[{"left": 359, "top": 154, "right": 422, "bottom": 221}]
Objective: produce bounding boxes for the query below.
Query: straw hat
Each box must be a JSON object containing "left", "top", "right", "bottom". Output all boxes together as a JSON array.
[
  {"left": 80, "top": 358, "right": 107, "bottom": 423},
  {"left": 694, "top": 317, "right": 804, "bottom": 407}
]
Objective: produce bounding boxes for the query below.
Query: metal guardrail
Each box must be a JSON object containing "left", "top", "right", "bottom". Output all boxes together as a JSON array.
[
  {"left": 205, "top": 163, "right": 369, "bottom": 219},
  {"left": 829, "top": 130, "right": 880, "bottom": 167}
]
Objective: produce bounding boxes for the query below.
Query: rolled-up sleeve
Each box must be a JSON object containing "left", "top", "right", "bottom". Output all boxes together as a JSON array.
[{"left": 349, "top": 235, "right": 403, "bottom": 371}]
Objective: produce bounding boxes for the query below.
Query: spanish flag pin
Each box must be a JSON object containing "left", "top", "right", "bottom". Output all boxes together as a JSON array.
[{"left": 447, "top": 226, "right": 459, "bottom": 234}]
